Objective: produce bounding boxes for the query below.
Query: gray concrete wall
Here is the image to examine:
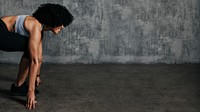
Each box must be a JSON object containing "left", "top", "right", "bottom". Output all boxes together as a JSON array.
[{"left": 0, "top": 0, "right": 200, "bottom": 64}]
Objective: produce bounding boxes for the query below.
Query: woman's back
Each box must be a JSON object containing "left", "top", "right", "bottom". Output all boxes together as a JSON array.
[
  {"left": 1, "top": 15, "right": 43, "bottom": 37},
  {"left": 1, "top": 16, "right": 17, "bottom": 32}
]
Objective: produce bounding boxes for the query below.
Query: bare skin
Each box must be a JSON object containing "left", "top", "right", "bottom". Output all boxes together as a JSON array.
[{"left": 1, "top": 15, "right": 64, "bottom": 109}]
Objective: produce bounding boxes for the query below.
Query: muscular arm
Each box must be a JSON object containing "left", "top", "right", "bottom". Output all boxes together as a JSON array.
[
  {"left": 28, "top": 27, "right": 41, "bottom": 91},
  {"left": 26, "top": 20, "right": 42, "bottom": 109},
  {"left": 36, "top": 41, "right": 42, "bottom": 87}
]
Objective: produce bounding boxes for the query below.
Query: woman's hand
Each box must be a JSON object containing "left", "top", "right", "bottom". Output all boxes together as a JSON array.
[
  {"left": 36, "top": 75, "right": 41, "bottom": 87},
  {"left": 26, "top": 91, "right": 37, "bottom": 109}
]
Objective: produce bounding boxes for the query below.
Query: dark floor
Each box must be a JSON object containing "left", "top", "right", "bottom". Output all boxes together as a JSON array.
[{"left": 0, "top": 64, "right": 200, "bottom": 112}]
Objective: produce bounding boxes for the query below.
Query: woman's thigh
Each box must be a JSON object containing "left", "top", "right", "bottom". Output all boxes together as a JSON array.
[{"left": 0, "top": 32, "right": 28, "bottom": 52}]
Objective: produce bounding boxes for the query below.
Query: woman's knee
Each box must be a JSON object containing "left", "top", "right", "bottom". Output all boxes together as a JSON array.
[{"left": 38, "top": 56, "right": 43, "bottom": 63}]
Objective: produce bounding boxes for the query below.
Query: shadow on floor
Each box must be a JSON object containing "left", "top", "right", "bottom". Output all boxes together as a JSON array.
[{"left": 0, "top": 85, "right": 26, "bottom": 106}]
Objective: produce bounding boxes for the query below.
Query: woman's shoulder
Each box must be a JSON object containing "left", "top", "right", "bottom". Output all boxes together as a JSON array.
[{"left": 25, "top": 16, "right": 43, "bottom": 32}]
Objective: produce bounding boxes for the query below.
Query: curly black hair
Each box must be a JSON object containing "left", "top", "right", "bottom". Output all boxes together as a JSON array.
[{"left": 32, "top": 3, "right": 74, "bottom": 28}]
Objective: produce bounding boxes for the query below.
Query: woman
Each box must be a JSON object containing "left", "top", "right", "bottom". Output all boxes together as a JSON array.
[{"left": 0, "top": 3, "right": 74, "bottom": 109}]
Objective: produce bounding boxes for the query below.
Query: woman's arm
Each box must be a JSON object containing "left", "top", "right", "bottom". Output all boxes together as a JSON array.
[
  {"left": 25, "top": 19, "right": 42, "bottom": 109},
  {"left": 36, "top": 41, "right": 42, "bottom": 87}
]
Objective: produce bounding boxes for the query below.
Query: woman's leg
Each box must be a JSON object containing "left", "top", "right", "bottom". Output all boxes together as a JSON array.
[
  {"left": 0, "top": 32, "right": 30, "bottom": 86},
  {"left": 0, "top": 31, "right": 36, "bottom": 95},
  {"left": 15, "top": 56, "right": 30, "bottom": 86}
]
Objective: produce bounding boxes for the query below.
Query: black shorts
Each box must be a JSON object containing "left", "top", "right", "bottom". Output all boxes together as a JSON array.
[{"left": 0, "top": 18, "right": 29, "bottom": 59}]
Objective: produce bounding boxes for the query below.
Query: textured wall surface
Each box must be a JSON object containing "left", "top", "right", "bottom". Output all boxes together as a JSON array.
[{"left": 0, "top": 0, "right": 200, "bottom": 64}]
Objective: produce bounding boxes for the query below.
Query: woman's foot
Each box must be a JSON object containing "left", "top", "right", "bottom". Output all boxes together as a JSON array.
[{"left": 10, "top": 82, "right": 39, "bottom": 96}]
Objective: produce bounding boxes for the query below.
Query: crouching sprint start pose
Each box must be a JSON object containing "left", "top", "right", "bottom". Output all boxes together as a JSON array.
[{"left": 0, "top": 3, "right": 73, "bottom": 109}]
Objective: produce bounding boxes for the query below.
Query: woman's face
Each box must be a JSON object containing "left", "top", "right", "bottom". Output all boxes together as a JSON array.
[{"left": 51, "top": 25, "right": 64, "bottom": 34}]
